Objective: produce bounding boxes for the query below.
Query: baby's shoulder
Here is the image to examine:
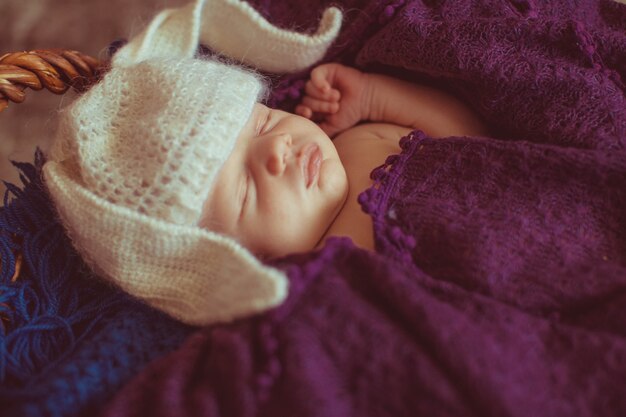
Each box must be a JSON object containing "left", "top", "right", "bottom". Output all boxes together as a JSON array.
[
  {"left": 318, "top": 123, "right": 411, "bottom": 251},
  {"left": 335, "top": 122, "right": 411, "bottom": 145},
  {"left": 333, "top": 122, "right": 410, "bottom": 162}
]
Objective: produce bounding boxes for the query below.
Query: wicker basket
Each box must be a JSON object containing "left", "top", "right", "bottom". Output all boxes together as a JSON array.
[
  {"left": 0, "top": 49, "right": 102, "bottom": 299},
  {"left": 0, "top": 49, "right": 102, "bottom": 113}
]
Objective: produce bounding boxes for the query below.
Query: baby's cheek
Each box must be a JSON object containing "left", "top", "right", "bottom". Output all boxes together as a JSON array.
[
  {"left": 243, "top": 169, "right": 347, "bottom": 258},
  {"left": 321, "top": 162, "right": 349, "bottom": 214},
  {"left": 254, "top": 211, "right": 322, "bottom": 257}
]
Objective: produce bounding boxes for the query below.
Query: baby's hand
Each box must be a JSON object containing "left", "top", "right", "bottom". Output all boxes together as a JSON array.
[{"left": 296, "top": 63, "right": 368, "bottom": 137}]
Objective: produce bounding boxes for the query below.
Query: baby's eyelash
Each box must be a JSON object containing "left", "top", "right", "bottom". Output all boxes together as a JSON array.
[
  {"left": 255, "top": 118, "right": 264, "bottom": 134},
  {"left": 257, "top": 112, "right": 271, "bottom": 135},
  {"left": 240, "top": 174, "right": 250, "bottom": 220}
]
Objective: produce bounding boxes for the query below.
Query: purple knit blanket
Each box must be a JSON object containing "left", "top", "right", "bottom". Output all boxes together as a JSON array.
[{"left": 100, "top": 0, "right": 626, "bottom": 416}]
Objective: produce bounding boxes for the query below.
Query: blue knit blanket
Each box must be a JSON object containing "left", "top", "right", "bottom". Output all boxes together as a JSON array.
[{"left": 0, "top": 153, "right": 193, "bottom": 417}]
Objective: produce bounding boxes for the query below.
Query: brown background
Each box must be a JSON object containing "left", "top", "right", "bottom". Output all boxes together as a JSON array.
[{"left": 0, "top": 0, "right": 187, "bottom": 196}]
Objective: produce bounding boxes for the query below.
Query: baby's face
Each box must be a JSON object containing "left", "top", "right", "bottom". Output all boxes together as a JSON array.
[{"left": 200, "top": 104, "right": 348, "bottom": 258}]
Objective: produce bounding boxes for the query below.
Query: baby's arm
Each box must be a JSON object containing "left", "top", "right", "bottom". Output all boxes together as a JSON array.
[{"left": 296, "top": 63, "right": 486, "bottom": 138}]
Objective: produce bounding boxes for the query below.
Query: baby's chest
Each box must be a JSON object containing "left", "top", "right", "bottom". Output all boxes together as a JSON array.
[{"left": 321, "top": 123, "right": 411, "bottom": 250}]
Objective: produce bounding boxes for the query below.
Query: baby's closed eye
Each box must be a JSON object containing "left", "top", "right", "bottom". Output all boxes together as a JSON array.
[
  {"left": 257, "top": 109, "right": 273, "bottom": 135},
  {"left": 240, "top": 173, "right": 251, "bottom": 219}
]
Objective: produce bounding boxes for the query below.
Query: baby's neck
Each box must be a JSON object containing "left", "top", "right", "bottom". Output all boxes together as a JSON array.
[{"left": 315, "top": 122, "right": 408, "bottom": 251}]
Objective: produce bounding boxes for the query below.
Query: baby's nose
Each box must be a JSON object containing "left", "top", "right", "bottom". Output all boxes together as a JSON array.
[{"left": 266, "top": 133, "right": 293, "bottom": 175}]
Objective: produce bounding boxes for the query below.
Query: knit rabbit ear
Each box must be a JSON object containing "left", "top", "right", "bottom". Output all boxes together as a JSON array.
[
  {"left": 112, "top": 1, "right": 203, "bottom": 67},
  {"left": 198, "top": 0, "right": 342, "bottom": 73},
  {"left": 113, "top": 0, "right": 343, "bottom": 73},
  {"left": 44, "top": 160, "right": 288, "bottom": 326}
]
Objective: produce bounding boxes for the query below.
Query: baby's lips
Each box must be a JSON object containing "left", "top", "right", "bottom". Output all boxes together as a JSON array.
[{"left": 299, "top": 143, "right": 322, "bottom": 188}]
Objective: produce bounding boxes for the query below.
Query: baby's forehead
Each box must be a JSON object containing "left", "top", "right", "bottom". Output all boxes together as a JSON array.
[{"left": 236, "top": 103, "right": 319, "bottom": 148}]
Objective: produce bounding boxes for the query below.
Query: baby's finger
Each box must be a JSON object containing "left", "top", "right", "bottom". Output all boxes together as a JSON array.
[
  {"left": 305, "top": 80, "right": 340, "bottom": 102},
  {"left": 310, "top": 65, "right": 332, "bottom": 91},
  {"left": 295, "top": 104, "right": 313, "bottom": 119},
  {"left": 301, "top": 96, "right": 340, "bottom": 114}
]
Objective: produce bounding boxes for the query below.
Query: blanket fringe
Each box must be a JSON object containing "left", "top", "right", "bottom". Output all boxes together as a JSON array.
[{"left": 0, "top": 151, "right": 124, "bottom": 385}]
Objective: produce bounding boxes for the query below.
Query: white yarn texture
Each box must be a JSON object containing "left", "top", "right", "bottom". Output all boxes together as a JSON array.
[
  {"left": 43, "top": 0, "right": 343, "bottom": 325},
  {"left": 50, "top": 59, "right": 258, "bottom": 226},
  {"left": 45, "top": 161, "right": 288, "bottom": 325},
  {"left": 112, "top": 0, "right": 343, "bottom": 73},
  {"left": 44, "top": 58, "right": 289, "bottom": 325}
]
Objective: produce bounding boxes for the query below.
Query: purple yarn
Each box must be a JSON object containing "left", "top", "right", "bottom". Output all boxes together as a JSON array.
[
  {"left": 0, "top": 153, "right": 193, "bottom": 417},
  {"left": 102, "top": 132, "right": 626, "bottom": 417},
  {"left": 99, "top": 1, "right": 626, "bottom": 416}
]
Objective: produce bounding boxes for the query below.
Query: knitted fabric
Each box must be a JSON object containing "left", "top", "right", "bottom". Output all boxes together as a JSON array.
[
  {"left": 44, "top": 58, "right": 289, "bottom": 326},
  {"left": 50, "top": 59, "right": 263, "bottom": 226},
  {"left": 98, "top": 0, "right": 626, "bottom": 416},
  {"left": 259, "top": 0, "right": 625, "bottom": 150},
  {"left": 42, "top": 0, "right": 346, "bottom": 327},
  {"left": 0, "top": 155, "right": 193, "bottom": 417},
  {"left": 2, "top": 303, "right": 192, "bottom": 417},
  {"left": 101, "top": 132, "right": 626, "bottom": 417},
  {"left": 2, "top": 0, "right": 625, "bottom": 416},
  {"left": 113, "top": 0, "right": 343, "bottom": 73}
]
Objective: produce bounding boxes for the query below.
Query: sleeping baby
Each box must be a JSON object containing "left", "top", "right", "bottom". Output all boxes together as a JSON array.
[
  {"left": 42, "top": 0, "right": 483, "bottom": 326},
  {"left": 43, "top": 57, "right": 484, "bottom": 326},
  {"left": 201, "top": 62, "right": 485, "bottom": 258}
]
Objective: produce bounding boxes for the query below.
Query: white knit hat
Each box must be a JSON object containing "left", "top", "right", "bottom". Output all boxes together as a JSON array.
[{"left": 42, "top": 0, "right": 343, "bottom": 326}]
